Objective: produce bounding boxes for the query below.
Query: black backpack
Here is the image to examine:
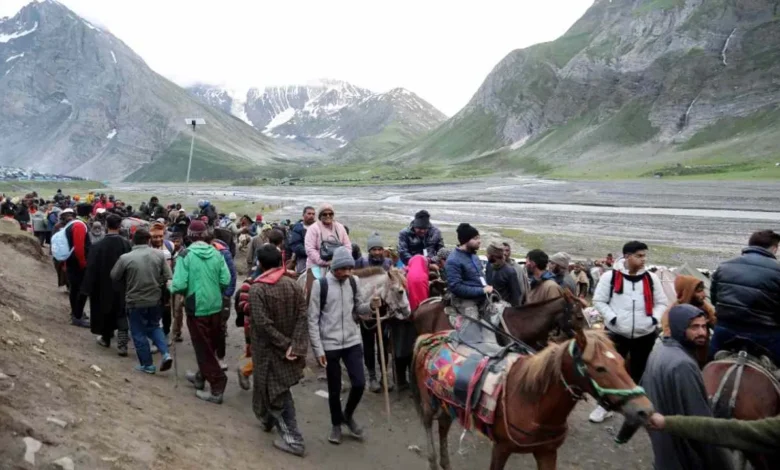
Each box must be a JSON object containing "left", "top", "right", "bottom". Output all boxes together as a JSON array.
[{"left": 319, "top": 276, "right": 358, "bottom": 317}]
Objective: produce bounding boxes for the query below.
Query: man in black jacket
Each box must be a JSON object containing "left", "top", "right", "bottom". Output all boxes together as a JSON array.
[
  {"left": 485, "top": 242, "right": 522, "bottom": 307},
  {"left": 710, "top": 230, "right": 780, "bottom": 364},
  {"left": 397, "top": 210, "right": 444, "bottom": 266},
  {"left": 287, "top": 206, "right": 316, "bottom": 274}
]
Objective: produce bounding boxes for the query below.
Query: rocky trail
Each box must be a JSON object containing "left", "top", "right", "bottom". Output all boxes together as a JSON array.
[{"left": 0, "top": 231, "right": 653, "bottom": 469}]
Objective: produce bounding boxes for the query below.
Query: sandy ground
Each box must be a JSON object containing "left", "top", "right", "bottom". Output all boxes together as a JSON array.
[{"left": 0, "top": 236, "right": 655, "bottom": 470}]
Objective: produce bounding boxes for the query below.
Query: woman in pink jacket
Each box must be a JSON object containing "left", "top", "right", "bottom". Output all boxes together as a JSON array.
[{"left": 304, "top": 203, "right": 351, "bottom": 269}]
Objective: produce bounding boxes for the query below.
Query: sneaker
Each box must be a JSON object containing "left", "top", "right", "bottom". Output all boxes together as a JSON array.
[
  {"left": 135, "top": 364, "right": 156, "bottom": 375},
  {"left": 327, "top": 425, "right": 342, "bottom": 445},
  {"left": 117, "top": 346, "right": 128, "bottom": 357},
  {"left": 71, "top": 317, "right": 90, "bottom": 328},
  {"left": 588, "top": 405, "right": 614, "bottom": 423},
  {"left": 369, "top": 378, "right": 381, "bottom": 393},
  {"left": 160, "top": 353, "right": 173, "bottom": 372},
  {"left": 150, "top": 344, "right": 159, "bottom": 354},
  {"left": 345, "top": 417, "right": 364, "bottom": 440},
  {"left": 195, "top": 389, "right": 223, "bottom": 404},
  {"left": 185, "top": 371, "right": 206, "bottom": 390},
  {"left": 262, "top": 418, "right": 276, "bottom": 433},
  {"left": 219, "top": 360, "right": 228, "bottom": 372},
  {"left": 237, "top": 366, "right": 250, "bottom": 390},
  {"left": 273, "top": 438, "right": 304, "bottom": 457},
  {"left": 96, "top": 336, "right": 110, "bottom": 348}
]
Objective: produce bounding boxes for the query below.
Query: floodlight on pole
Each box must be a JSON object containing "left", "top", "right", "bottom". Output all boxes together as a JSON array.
[{"left": 183, "top": 118, "right": 205, "bottom": 195}]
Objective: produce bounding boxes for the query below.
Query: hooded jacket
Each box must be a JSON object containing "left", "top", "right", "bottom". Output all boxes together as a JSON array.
[
  {"left": 711, "top": 246, "right": 780, "bottom": 333},
  {"left": 661, "top": 275, "right": 716, "bottom": 337},
  {"left": 445, "top": 248, "right": 485, "bottom": 300},
  {"left": 593, "top": 258, "right": 668, "bottom": 339},
  {"left": 170, "top": 241, "right": 230, "bottom": 317},
  {"left": 397, "top": 224, "right": 444, "bottom": 265},
  {"left": 642, "top": 305, "right": 734, "bottom": 470},
  {"left": 307, "top": 271, "right": 371, "bottom": 357}
]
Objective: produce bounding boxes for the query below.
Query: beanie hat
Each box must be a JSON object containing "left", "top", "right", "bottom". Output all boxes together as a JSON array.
[
  {"left": 412, "top": 210, "right": 431, "bottom": 229},
  {"left": 330, "top": 246, "right": 355, "bottom": 270},
  {"left": 188, "top": 220, "right": 208, "bottom": 237},
  {"left": 549, "top": 252, "right": 572, "bottom": 269},
  {"left": 367, "top": 232, "right": 384, "bottom": 251},
  {"left": 433, "top": 247, "right": 452, "bottom": 263},
  {"left": 318, "top": 203, "right": 335, "bottom": 219},
  {"left": 456, "top": 223, "right": 479, "bottom": 245}
]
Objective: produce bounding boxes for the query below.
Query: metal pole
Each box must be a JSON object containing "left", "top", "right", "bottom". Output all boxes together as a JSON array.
[{"left": 185, "top": 124, "right": 195, "bottom": 195}]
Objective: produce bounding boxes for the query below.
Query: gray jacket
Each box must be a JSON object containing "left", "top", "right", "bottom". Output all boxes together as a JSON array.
[
  {"left": 111, "top": 245, "right": 172, "bottom": 308},
  {"left": 307, "top": 272, "right": 371, "bottom": 357}
]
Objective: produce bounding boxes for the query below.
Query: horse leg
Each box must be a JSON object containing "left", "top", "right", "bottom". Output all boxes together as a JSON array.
[
  {"left": 489, "top": 443, "right": 512, "bottom": 470},
  {"left": 533, "top": 450, "right": 558, "bottom": 470},
  {"left": 423, "top": 409, "right": 438, "bottom": 470},
  {"left": 438, "top": 414, "right": 453, "bottom": 470}
]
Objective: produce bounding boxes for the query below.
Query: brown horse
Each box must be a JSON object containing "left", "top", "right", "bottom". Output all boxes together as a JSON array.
[
  {"left": 703, "top": 350, "right": 780, "bottom": 470},
  {"left": 411, "top": 329, "right": 654, "bottom": 470},
  {"left": 412, "top": 291, "right": 582, "bottom": 351}
]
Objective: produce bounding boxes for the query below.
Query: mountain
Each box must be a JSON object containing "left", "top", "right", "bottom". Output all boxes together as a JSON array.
[
  {"left": 187, "top": 80, "right": 447, "bottom": 158},
  {"left": 394, "top": 0, "right": 780, "bottom": 177},
  {"left": 0, "top": 0, "right": 289, "bottom": 182}
]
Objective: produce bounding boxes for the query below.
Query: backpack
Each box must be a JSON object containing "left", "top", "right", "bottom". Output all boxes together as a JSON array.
[
  {"left": 51, "top": 220, "right": 84, "bottom": 261},
  {"left": 319, "top": 276, "right": 358, "bottom": 317}
]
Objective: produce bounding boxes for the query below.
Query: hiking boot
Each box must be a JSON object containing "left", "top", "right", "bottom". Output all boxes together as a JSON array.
[
  {"left": 96, "top": 336, "right": 110, "bottom": 348},
  {"left": 195, "top": 389, "right": 223, "bottom": 404},
  {"left": 369, "top": 378, "right": 381, "bottom": 393},
  {"left": 237, "top": 366, "right": 250, "bottom": 391},
  {"left": 588, "top": 405, "right": 613, "bottom": 423},
  {"left": 273, "top": 438, "right": 304, "bottom": 457},
  {"left": 135, "top": 364, "right": 156, "bottom": 375},
  {"left": 185, "top": 371, "right": 206, "bottom": 390},
  {"left": 160, "top": 353, "right": 173, "bottom": 372},
  {"left": 345, "top": 417, "right": 364, "bottom": 440},
  {"left": 327, "top": 426, "right": 342, "bottom": 445},
  {"left": 71, "top": 317, "right": 90, "bottom": 328}
]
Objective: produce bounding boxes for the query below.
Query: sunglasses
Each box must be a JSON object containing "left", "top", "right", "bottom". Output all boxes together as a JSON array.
[{"left": 321, "top": 212, "right": 334, "bottom": 217}]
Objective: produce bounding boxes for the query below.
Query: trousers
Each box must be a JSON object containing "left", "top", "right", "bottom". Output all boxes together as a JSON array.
[
  {"left": 607, "top": 330, "right": 658, "bottom": 383},
  {"left": 66, "top": 268, "right": 88, "bottom": 319},
  {"left": 360, "top": 321, "right": 390, "bottom": 379},
  {"left": 128, "top": 306, "right": 169, "bottom": 367},
  {"left": 450, "top": 297, "right": 500, "bottom": 355},
  {"left": 324, "top": 345, "right": 365, "bottom": 426},
  {"left": 187, "top": 313, "right": 227, "bottom": 394},
  {"left": 710, "top": 325, "right": 780, "bottom": 365}
]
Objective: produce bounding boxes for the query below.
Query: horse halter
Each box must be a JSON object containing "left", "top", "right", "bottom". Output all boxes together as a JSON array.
[{"left": 560, "top": 340, "right": 646, "bottom": 412}]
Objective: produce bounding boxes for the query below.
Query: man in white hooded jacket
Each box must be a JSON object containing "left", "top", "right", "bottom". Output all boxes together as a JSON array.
[{"left": 588, "top": 240, "right": 668, "bottom": 423}]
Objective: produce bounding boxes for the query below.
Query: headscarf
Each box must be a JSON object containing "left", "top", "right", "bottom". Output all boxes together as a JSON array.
[
  {"left": 406, "top": 255, "right": 430, "bottom": 312},
  {"left": 661, "top": 275, "right": 716, "bottom": 336}
]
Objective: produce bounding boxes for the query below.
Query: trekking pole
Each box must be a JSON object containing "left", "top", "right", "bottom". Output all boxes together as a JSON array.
[{"left": 374, "top": 304, "right": 392, "bottom": 423}]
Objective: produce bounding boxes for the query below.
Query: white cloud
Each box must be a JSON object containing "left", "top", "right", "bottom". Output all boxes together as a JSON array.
[{"left": 1, "top": 0, "right": 593, "bottom": 116}]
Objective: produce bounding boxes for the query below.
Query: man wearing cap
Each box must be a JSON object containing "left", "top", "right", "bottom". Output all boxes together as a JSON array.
[
  {"left": 170, "top": 220, "right": 231, "bottom": 403},
  {"left": 355, "top": 232, "right": 391, "bottom": 271},
  {"left": 445, "top": 223, "right": 498, "bottom": 354},
  {"left": 224, "top": 212, "right": 240, "bottom": 239},
  {"left": 308, "top": 246, "right": 381, "bottom": 445},
  {"left": 397, "top": 210, "right": 444, "bottom": 266},
  {"left": 485, "top": 242, "right": 522, "bottom": 307},
  {"left": 288, "top": 207, "right": 316, "bottom": 274},
  {"left": 62, "top": 207, "right": 92, "bottom": 327},
  {"left": 549, "top": 252, "right": 578, "bottom": 296}
]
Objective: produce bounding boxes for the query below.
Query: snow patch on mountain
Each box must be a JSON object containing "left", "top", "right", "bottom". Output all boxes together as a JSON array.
[
  {"left": 5, "top": 53, "right": 24, "bottom": 62},
  {"left": 263, "top": 107, "right": 295, "bottom": 132},
  {"left": 110, "top": 50, "right": 116, "bottom": 63},
  {"left": 0, "top": 21, "right": 38, "bottom": 43}
]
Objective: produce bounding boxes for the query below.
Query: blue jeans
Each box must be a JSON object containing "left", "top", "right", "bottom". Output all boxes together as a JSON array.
[
  {"left": 710, "top": 325, "right": 780, "bottom": 364},
  {"left": 128, "top": 306, "right": 168, "bottom": 367}
]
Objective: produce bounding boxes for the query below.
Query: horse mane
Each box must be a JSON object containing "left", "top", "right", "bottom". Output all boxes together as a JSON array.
[
  {"left": 514, "top": 331, "right": 613, "bottom": 397},
  {"left": 353, "top": 266, "right": 386, "bottom": 278}
]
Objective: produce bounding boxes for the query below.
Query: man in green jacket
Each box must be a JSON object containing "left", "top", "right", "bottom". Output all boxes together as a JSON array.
[
  {"left": 170, "top": 220, "right": 231, "bottom": 404},
  {"left": 649, "top": 413, "right": 779, "bottom": 456}
]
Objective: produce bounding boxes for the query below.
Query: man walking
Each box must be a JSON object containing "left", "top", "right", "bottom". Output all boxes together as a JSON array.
[
  {"left": 397, "top": 210, "right": 444, "bottom": 266},
  {"left": 524, "top": 249, "right": 561, "bottom": 305},
  {"left": 211, "top": 232, "right": 237, "bottom": 371},
  {"left": 709, "top": 230, "right": 780, "bottom": 364},
  {"left": 249, "top": 245, "right": 309, "bottom": 456},
  {"left": 82, "top": 214, "right": 132, "bottom": 353},
  {"left": 642, "top": 305, "right": 733, "bottom": 470},
  {"left": 60, "top": 208, "right": 91, "bottom": 327},
  {"left": 170, "top": 220, "right": 231, "bottom": 403},
  {"left": 288, "top": 206, "right": 316, "bottom": 274},
  {"left": 485, "top": 242, "right": 522, "bottom": 307},
  {"left": 308, "top": 246, "right": 380, "bottom": 445},
  {"left": 110, "top": 228, "right": 173, "bottom": 374},
  {"left": 589, "top": 241, "right": 668, "bottom": 423}
]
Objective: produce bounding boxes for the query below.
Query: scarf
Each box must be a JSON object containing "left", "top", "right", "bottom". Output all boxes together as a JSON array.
[
  {"left": 611, "top": 270, "right": 654, "bottom": 316},
  {"left": 255, "top": 267, "right": 285, "bottom": 285}
]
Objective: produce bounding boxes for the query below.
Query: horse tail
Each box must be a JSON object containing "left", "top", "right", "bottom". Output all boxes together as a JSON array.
[{"left": 409, "top": 339, "right": 424, "bottom": 418}]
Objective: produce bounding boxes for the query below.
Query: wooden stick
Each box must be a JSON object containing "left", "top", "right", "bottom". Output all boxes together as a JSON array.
[{"left": 374, "top": 306, "right": 392, "bottom": 422}]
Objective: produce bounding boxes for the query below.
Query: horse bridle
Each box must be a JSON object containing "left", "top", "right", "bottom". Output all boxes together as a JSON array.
[{"left": 560, "top": 340, "right": 646, "bottom": 412}]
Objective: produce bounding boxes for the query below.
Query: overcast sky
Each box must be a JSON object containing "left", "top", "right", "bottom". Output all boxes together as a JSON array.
[{"left": 2, "top": 0, "right": 594, "bottom": 115}]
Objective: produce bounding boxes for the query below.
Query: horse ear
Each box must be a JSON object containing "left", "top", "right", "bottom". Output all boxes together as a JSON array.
[{"left": 575, "top": 327, "right": 587, "bottom": 353}]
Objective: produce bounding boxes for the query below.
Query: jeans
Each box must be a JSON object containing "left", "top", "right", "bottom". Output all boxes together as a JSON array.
[
  {"left": 128, "top": 306, "right": 169, "bottom": 367},
  {"left": 325, "top": 345, "right": 365, "bottom": 426},
  {"left": 66, "top": 268, "right": 88, "bottom": 319},
  {"left": 709, "top": 325, "right": 780, "bottom": 364},
  {"left": 607, "top": 330, "right": 657, "bottom": 383}
]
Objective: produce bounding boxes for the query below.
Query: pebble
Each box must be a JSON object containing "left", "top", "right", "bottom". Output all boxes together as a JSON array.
[
  {"left": 407, "top": 444, "right": 422, "bottom": 454},
  {"left": 101, "top": 456, "right": 119, "bottom": 462},
  {"left": 46, "top": 417, "right": 68, "bottom": 428},
  {"left": 88, "top": 380, "right": 102, "bottom": 389},
  {"left": 22, "top": 436, "right": 41, "bottom": 464},
  {"left": 314, "top": 390, "right": 329, "bottom": 399},
  {"left": 33, "top": 346, "right": 47, "bottom": 355},
  {"left": 11, "top": 309, "right": 21, "bottom": 322},
  {"left": 6, "top": 340, "right": 14, "bottom": 346},
  {"left": 90, "top": 365, "right": 102, "bottom": 373},
  {"left": 53, "top": 456, "right": 75, "bottom": 470},
  {"left": 38, "top": 338, "right": 46, "bottom": 345}
]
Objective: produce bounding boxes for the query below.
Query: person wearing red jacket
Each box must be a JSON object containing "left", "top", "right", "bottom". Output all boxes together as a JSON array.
[
  {"left": 91, "top": 194, "right": 114, "bottom": 216},
  {"left": 61, "top": 208, "right": 91, "bottom": 327}
]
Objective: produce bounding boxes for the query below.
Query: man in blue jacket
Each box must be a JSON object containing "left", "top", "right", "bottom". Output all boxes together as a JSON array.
[
  {"left": 287, "top": 206, "right": 316, "bottom": 274},
  {"left": 445, "top": 223, "right": 496, "bottom": 354},
  {"left": 710, "top": 230, "right": 780, "bottom": 365}
]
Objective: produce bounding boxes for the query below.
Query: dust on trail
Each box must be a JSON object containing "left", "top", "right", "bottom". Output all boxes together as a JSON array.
[{"left": 0, "top": 239, "right": 654, "bottom": 469}]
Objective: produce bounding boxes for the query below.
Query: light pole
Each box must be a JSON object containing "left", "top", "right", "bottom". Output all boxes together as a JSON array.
[{"left": 183, "top": 118, "right": 205, "bottom": 196}]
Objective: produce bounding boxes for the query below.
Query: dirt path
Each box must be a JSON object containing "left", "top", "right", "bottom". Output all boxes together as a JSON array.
[{"left": 0, "top": 238, "right": 654, "bottom": 469}]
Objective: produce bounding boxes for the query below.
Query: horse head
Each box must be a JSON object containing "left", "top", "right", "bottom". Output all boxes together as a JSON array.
[
  {"left": 566, "top": 330, "right": 654, "bottom": 426},
  {"left": 385, "top": 268, "right": 411, "bottom": 319}
]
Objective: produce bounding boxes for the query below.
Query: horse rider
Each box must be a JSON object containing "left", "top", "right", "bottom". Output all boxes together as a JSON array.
[
  {"left": 397, "top": 210, "right": 444, "bottom": 267},
  {"left": 709, "top": 230, "right": 780, "bottom": 367},
  {"left": 445, "top": 223, "right": 499, "bottom": 355}
]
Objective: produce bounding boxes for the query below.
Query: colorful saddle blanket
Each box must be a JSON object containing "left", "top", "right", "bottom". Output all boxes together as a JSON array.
[{"left": 417, "top": 332, "right": 521, "bottom": 438}]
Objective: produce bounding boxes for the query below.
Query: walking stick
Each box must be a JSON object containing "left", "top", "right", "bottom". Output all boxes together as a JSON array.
[{"left": 374, "top": 304, "right": 392, "bottom": 422}]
